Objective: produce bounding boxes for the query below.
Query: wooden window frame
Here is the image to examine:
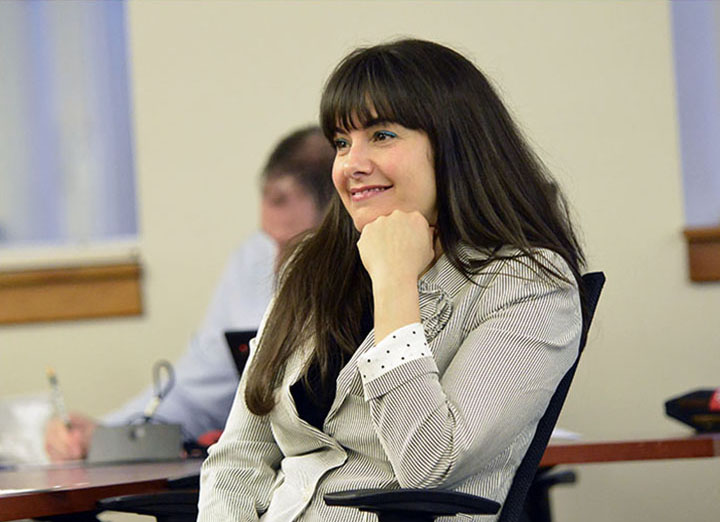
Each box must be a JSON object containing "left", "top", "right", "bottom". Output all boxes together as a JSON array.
[
  {"left": 684, "top": 226, "right": 720, "bottom": 282},
  {"left": 0, "top": 262, "right": 142, "bottom": 324}
]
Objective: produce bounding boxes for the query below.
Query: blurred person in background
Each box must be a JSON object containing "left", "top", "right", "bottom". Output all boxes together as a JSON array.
[{"left": 44, "top": 125, "right": 335, "bottom": 461}]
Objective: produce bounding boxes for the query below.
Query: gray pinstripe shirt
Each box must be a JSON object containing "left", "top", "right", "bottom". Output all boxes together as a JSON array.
[{"left": 198, "top": 247, "right": 582, "bottom": 521}]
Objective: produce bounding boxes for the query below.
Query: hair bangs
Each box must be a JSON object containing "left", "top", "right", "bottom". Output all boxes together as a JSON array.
[{"left": 320, "top": 48, "right": 427, "bottom": 140}]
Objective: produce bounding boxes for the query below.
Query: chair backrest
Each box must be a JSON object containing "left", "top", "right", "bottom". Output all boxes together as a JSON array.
[{"left": 497, "top": 271, "right": 605, "bottom": 522}]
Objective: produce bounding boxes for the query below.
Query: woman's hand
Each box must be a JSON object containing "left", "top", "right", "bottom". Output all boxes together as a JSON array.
[
  {"left": 357, "top": 210, "right": 435, "bottom": 287},
  {"left": 357, "top": 210, "right": 436, "bottom": 342}
]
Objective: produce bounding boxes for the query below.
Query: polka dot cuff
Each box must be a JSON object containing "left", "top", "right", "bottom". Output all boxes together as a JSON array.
[{"left": 358, "top": 322, "right": 430, "bottom": 383}]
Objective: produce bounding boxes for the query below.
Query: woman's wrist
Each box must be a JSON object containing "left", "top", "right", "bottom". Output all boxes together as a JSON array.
[
  {"left": 372, "top": 277, "right": 421, "bottom": 342},
  {"left": 370, "top": 272, "right": 418, "bottom": 292}
]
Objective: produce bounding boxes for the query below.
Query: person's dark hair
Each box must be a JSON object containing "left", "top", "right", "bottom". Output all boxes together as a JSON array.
[
  {"left": 246, "top": 39, "right": 585, "bottom": 415},
  {"left": 261, "top": 125, "right": 335, "bottom": 210}
]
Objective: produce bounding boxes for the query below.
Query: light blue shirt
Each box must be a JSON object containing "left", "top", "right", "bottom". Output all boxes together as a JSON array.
[{"left": 103, "top": 231, "right": 277, "bottom": 440}]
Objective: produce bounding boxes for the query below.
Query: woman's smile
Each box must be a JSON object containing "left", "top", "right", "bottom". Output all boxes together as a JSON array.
[{"left": 349, "top": 184, "right": 393, "bottom": 202}]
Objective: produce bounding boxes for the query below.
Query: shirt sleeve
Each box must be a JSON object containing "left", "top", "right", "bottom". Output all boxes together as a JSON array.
[
  {"left": 357, "top": 323, "right": 428, "bottom": 385},
  {"left": 102, "top": 234, "right": 276, "bottom": 439},
  {"left": 101, "top": 335, "right": 239, "bottom": 441},
  {"left": 101, "top": 270, "right": 241, "bottom": 437},
  {"left": 357, "top": 255, "right": 582, "bottom": 489}
]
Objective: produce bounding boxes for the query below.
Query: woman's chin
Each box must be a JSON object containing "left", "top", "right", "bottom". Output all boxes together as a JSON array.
[
  {"left": 353, "top": 220, "right": 366, "bottom": 233},
  {"left": 351, "top": 213, "right": 375, "bottom": 233},
  {"left": 353, "top": 215, "right": 382, "bottom": 233}
]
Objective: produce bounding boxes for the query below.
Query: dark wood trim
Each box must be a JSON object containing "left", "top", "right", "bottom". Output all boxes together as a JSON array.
[
  {"left": 0, "top": 459, "right": 202, "bottom": 521},
  {"left": 0, "top": 479, "right": 166, "bottom": 521},
  {"left": 540, "top": 434, "right": 720, "bottom": 466},
  {"left": 0, "top": 262, "right": 143, "bottom": 324},
  {"left": 683, "top": 226, "right": 720, "bottom": 282}
]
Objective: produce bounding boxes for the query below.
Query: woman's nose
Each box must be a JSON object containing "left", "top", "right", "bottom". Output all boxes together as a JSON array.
[{"left": 343, "top": 141, "right": 372, "bottom": 178}]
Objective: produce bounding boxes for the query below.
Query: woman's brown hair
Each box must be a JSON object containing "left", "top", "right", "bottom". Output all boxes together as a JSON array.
[{"left": 245, "top": 39, "right": 585, "bottom": 415}]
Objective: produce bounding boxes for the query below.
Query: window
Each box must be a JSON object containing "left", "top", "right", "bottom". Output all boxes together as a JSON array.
[
  {"left": 671, "top": 1, "right": 720, "bottom": 228},
  {"left": 671, "top": 1, "right": 720, "bottom": 281},
  {"left": 0, "top": 0, "right": 141, "bottom": 322}
]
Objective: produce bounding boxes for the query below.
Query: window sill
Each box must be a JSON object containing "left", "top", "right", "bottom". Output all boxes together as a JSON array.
[
  {"left": 0, "top": 262, "right": 143, "bottom": 324},
  {"left": 683, "top": 226, "right": 720, "bottom": 282}
]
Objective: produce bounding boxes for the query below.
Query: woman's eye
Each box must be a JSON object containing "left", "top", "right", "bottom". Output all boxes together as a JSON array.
[
  {"left": 373, "top": 130, "right": 397, "bottom": 142},
  {"left": 333, "top": 138, "right": 349, "bottom": 150}
]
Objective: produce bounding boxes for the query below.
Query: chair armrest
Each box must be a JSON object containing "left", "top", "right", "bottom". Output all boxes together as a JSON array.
[
  {"left": 97, "top": 490, "right": 198, "bottom": 522},
  {"left": 533, "top": 469, "right": 577, "bottom": 489},
  {"left": 167, "top": 472, "right": 200, "bottom": 490},
  {"left": 324, "top": 488, "right": 500, "bottom": 517}
]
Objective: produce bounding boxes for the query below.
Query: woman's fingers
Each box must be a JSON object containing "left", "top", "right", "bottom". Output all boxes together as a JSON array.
[{"left": 357, "top": 210, "right": 435, "bottom": 285}]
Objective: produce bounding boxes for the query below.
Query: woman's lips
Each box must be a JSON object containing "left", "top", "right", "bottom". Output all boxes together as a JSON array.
[{"left": 350, "top": 185, "right": 392, "bottom": 202}]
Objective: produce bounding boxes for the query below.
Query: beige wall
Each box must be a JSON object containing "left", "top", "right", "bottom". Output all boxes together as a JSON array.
[{"left": 1, "top": 1, "right": 719, "bottom": 520}]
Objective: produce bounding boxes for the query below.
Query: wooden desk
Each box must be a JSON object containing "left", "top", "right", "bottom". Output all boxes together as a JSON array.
[
  {"left": 540, "top": 434, "right": 720, "bottom": 467},
  {"left": 0, "top": 436, "right": 717, "bottom": 521},
  {"left": 0, "top": 459, "right": 202, "bottom": 521},
  {"left": 525, "top": 435, "right": 720, "bottom": 522}
]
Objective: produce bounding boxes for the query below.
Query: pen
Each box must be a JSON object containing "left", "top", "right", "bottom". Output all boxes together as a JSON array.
[{"left": 46, "top": 367, "right": 71, "bottom": 429}]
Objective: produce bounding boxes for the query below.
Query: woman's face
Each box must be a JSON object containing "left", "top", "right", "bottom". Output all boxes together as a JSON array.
[{"left": 331, "top": 120, "right": 437, "bottom": 231}]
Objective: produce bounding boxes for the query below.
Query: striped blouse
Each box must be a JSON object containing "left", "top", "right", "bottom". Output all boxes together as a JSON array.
[{"left": 198, "top": 246, "right": 582, "bottom": 521}]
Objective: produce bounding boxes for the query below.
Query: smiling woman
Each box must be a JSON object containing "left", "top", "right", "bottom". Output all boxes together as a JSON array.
[{"left": 198, "top": 39, "right": 587, "bottom": 522}]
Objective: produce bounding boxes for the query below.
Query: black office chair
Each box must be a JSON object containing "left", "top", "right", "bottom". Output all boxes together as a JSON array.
[
  {"left": 323, "top": 271, "right": 605, "bottom": 522},
  {"left": 97, "top": 473, "right": 199, "bottom": 522},
  {"left": 99, "top": 272, "right": 605, "bottom": 522}
]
